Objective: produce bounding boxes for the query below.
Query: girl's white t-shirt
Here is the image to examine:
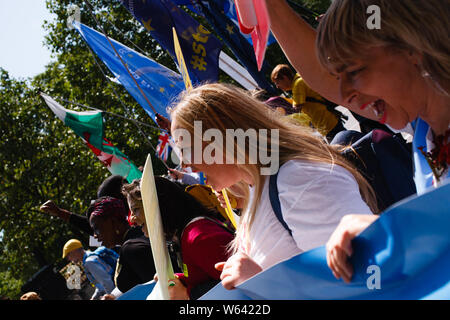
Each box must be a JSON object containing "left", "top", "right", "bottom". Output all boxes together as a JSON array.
[{"left": 239, "top": 160, "right": 373, "bottom": 270}]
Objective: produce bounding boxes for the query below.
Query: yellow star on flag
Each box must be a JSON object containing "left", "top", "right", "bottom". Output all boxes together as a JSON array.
[
  {"left": 143, "top": 18, "right": 154, "bottom": 32},
  {"left": 226, "top": 24, "right": 234, "bottom": 35},
  {"left": 159, "top": 87, "right": 165, "bottom": 93}
]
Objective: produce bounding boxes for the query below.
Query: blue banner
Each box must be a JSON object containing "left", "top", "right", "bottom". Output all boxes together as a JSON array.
[
  {"left": 119, "top": 0, "right": 222, "bottom": 85},
  {"left": 73, "top": 22, "right": 185, "bottom": 119},
  {"left": 117, "top": 281, "right": 156, "bottom": 300},
  {"left": 202, "top": 181, "right": 450, "bottom": 300}
]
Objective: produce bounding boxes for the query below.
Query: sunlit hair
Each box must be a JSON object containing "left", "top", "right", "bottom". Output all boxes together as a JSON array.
[
  {"left": 316, "top": 0, "right": 450, "bottom": 96},
  {"left": 122, "top": 179, "right": 142, "bottom": 227},
  {"left": 122, "top": 179, "right": 142, "bottom": 203},
  {"left": 169, "top": 83, "right": 378, "bottom": 253}
]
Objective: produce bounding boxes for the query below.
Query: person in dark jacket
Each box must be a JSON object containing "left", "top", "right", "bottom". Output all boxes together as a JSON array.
[
  {"left": 86, "top": 196, "right": 156, "bottom": 294},
  {"left": 39, "top": 175, "right": 130, "bottom": 235}
]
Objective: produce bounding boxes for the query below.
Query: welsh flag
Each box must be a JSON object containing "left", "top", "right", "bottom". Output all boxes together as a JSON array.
[{"left": 41, "top": 93, "right": 142, "bottom": 183}]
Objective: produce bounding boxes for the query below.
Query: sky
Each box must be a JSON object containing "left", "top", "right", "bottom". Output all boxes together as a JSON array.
[{"left": 0, "top": 0, "right": 55, "bottom": 80}]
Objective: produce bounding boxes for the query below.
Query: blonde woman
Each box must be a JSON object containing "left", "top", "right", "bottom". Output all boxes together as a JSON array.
[
  {"left": 266, "top": 0, "right": 449, "bottom": 133},
  {"left": 264, "top": 0, "right": 450, "bottom": 283},
  {"left": 169, "top": 83, "right": 378, "bottom": 289}
]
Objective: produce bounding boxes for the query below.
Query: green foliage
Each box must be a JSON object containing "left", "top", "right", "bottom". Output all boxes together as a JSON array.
[
  {"left": 39, "top": 0, "right": 171, "bottom": 173},
  {"left": 0, "top": 0, "right": 170, "bottom": 291},
  {"left": 0, "top": 68, "right": 92, "bottom": 284},
  {"left": 0, "top": 270, "right": 23, "bottom": 299}
]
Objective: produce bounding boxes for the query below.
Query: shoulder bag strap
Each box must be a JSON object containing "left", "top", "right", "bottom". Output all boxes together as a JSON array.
[{"left": 268, "top": 173, "right": 293, "bottom": 236}]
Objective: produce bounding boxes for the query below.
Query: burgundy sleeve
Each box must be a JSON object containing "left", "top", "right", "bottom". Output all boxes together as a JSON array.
[{"left": 184, "top": 221, "right": 234, "bottom": 280}]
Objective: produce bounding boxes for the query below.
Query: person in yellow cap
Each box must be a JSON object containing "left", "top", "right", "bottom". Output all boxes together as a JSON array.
[
  {"left": 62, "top": 239, "right": 118, "bottom": 300},
  {"left": 62, "top": 239, "right": 83, "bottom": 259}
]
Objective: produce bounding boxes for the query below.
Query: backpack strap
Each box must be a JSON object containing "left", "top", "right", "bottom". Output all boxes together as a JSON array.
[
  {"left": 268, "top": 173, "right": 293, "bottom": 236},
  {"left": 305, "top": 97, "right": 348, "bottom": 121}
]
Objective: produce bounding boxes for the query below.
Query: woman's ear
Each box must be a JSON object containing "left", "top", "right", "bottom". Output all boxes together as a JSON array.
[
  {"left": 407, "top": 50, "right": 423, "bottom": 67},
  {"left": 406, "top": 50, "right": 431, "bottom": 77},
  {"left": 108, "top": 217, "right": 121, "bottom": 233}
]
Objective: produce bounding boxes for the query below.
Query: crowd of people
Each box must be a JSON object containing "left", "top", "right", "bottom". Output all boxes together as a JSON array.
[{"left": 29, "top": 0, "right": 448, "bottom": 300}]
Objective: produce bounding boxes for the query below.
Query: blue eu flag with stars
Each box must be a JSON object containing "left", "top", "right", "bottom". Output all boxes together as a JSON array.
[
  {"left": 73, "top": 21, "right": 185, "bottom": 119},
  {"left": 119, "top": 0, "right": 222, "bottom": 85},
  {"left": 191, "top": 0, "right": 277, "bottom": 94}
]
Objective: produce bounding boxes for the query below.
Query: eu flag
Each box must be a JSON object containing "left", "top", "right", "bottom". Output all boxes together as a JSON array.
[
  {"left": 119, "top": 0, "right": 222, "bottom": 85},
  {"left": 73, "top": 21, "right": 185, "bottom": 119},
  {"left": 173, "top": 0, "right": 276, "bottom": 46},
  {"left": 192, "top": 0, "right": 277, "bottom": 94}
]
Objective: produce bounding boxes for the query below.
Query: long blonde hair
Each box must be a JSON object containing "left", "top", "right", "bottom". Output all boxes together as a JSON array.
[
  {"left": 169, "top": 83, "right": 377, "bottom": 252},
  {"left": 316, "top": 0, "right": 450, "bottom": 96}
]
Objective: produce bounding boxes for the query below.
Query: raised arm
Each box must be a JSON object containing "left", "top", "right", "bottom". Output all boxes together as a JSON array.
[
  {"left": 265, "top": 0, "right": 342, "bottom": 104},
  {"left": 40, "top": 200, "right": 94, "bottom": 235}
]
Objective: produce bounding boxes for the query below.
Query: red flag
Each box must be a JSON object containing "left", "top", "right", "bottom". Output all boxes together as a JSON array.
[{"left": 234, "top": 0, "right": 270, "bottom": 71}]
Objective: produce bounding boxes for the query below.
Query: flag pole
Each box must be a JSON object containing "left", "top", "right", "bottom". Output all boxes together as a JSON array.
[{"left": 173, "top": 26, "right": 237, "bottom": 229}]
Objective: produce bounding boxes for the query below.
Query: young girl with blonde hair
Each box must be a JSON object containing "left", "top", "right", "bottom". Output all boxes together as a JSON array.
[{"left": 169, "top": 83, "right": 378, "bottom": 289}]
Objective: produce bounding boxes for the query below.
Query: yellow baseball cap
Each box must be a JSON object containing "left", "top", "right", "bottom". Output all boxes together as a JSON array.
[{"left": 62, "top": 239, "right": 83, "bottom": 258}]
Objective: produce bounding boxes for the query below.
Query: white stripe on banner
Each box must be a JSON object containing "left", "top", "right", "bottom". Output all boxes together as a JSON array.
[{"left": 218, "top": 51, "right": 258, "bottom": 91}]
